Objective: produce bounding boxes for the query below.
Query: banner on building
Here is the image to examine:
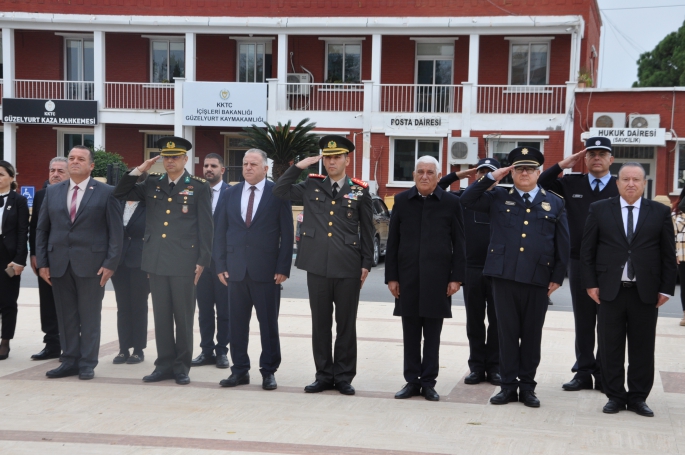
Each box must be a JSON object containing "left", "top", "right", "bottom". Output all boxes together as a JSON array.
[
  {"left": 588, "top": 128, "right": 667, "bottom": 146},
  {"left": 182, "top": 82, "right": 267, "bottom": 127},
  {"left": 2, "top": 98, "right": 98, "bottom": 126}
]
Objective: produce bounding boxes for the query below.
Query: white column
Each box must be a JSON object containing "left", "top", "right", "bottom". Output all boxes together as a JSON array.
[
  {"left": 183, "top": 33, "right": 196, "bottom": 175},
  {"left": 362, "top": 81, "right": 373, "bottom": 181},
  {"left": 277, "top": 34, "right": 288, "bottom": 110},
  {"left": 3, "top": 28, "right": 16, "bottom": 165},
  {"left": 174, "top": 77, "right": 185, "bottom": 137},
  {"left": 184, "top": 125, "right": 195, "bottom": 175},
  {"left": 93, "top": 31, "right": 106, "bottom": 150},
  {"left": 371, "top": 34, "right": 382, "bottom": 112},
  {"left": 185, "top": 32, "right": 196, "bottom": 82},
  {"left": 563, "top": 81, "right": 578, "bottom": 163},
  {"left": 461, "top": 82, "right": 473, "bottom": 138},
  {"left": 266, "top": 78, "right": 278, "bottom": 122},
  {"left": 467, "top": 35, "right": 479, "bottom": 85}
]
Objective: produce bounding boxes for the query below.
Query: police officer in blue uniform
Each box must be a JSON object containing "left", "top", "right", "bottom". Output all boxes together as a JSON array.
[{"left": 460, "top": 147, "right": 570, "bottom": 407}]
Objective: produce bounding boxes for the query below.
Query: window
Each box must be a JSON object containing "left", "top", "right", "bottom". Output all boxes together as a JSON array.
[
  {"left": 238, "top": 42, "right": 272, "bottom": 83},
  {"left": 224, "top": 136, "right": 251, "bottom": 183},
  {"left": 415, "top": 42, "right": 454, "bottom": 112},
  {"left": 151, "top": 40, "right": 185, "bottom": 83},
  {"left": 611, "top": 145, "right": 655, "bottom": 198},
  {"left": 509, "top": 42, "right": 550, "bottom": 86},
  {"left": 326, "top": 43, "right": 361, "bottom": 83},
  {"left": 65, "top": 38, "right": 94, "bottom": 100},
  {"left": 391, "top": 138, "right": 441, "bottom": 183},
  {"left": 58, "top": 131, "right": 94, "bottom": 157},
  {"left": 145, "top": 133, "right": 173, "bottom": 174},
  {"left": 676, "top": 143, "right": 685, "bottom": 192},
  {"left": 490, "top": 139, "right": 543, "bottom": 185}
]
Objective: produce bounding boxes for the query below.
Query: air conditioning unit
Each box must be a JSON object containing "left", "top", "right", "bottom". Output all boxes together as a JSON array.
[
  {"left": 287, "top": 73, "right": 311, "bottom": 96},
  {"left": 593, "top": 112, "right": 625, "bottom": 128},
  {"left": 448, "top": 137, "right": 478, "bottom": 165},
  {"left": 629, "top": 114, "right": 660, "bottom": 128}
]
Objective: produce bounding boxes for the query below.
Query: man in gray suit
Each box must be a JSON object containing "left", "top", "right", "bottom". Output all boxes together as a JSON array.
[{"left": 36, "top": 145, "right": 123, "bottom": 380}]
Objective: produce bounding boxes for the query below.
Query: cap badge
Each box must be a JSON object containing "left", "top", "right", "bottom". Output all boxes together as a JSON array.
[
  {"left": 522, "top": 148, "right": 529, "bottom": 155},
  {"left": 167, "top": 141, "right": 176, "bottom": 149},
  {"left": 328, "top": 141, "right": 337, "bottom": 149},
  {"left": 541, "top": 202, "right": 551, "bottom": 211},
  {"left": 595, "top": 140, "right": 601, "bottom": 146},
  {"left": 485, "top": 160, "right": 490, "bottom": 164}
]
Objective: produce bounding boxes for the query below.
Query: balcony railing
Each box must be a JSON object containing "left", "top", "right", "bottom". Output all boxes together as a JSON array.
[
  {"left": 105, "top": 82, "right": 175, "bottom": 110},
  {"left": 379, "top": 84, "right": 462, "bottom": 113},
  {"left": 15, "top": 79, "right": 94, "bottom": 100},
  {"left": 282, "top": 83, "right": 364, "bottom": 112},
  {"left": 477, "top": 85, "right": 566, "bottom": 114}
]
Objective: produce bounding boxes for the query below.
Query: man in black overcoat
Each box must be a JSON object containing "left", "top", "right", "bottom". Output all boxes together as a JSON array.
[{"left": 385, "top": 155, "right": 466, "bottom": 402}]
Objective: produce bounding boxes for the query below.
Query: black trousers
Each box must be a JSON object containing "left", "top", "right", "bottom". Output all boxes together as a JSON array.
[
  {"left": 463, "top": 267, "right": 498, "bottom": 374},
  {"left": 491, "top": 278, "right": 548, "bottom": 392},
  {"left": 401, "top": 316, "right": 444, "bottom": 388},
  {"left": 111, "top": 265, "right": 150, "bottom": 352},
  {"left": 678, "top": 263, "right": 685, "bottom": 311},
  {"left": 598, "top": 285, "right": 658, "bottom": 406},
  {"left": 37, "top": 271, "right": 61, "bottom": 349},
  {"left": 568, "top": 258, "right": 601, "bottom": 383},
  {"left": 196, "top": 267, "right": 230, "bottom": 356},
  {"left": 52, "top": 264, "right": 104, "bottom": 368},
  {"left": 306, "top": 272, "right": 360, "bottom": 385},
  {"left": 0, "top": 248, "right": 20, "bottom": 340},
  {"left": 229, "top": 273, "right": 281, "bottom": 377}
]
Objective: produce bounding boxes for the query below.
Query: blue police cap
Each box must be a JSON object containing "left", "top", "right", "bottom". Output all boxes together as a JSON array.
[
  {"left": 585, "top": 136, "right": 612, "bottom": 152},
  {"left": 476, "top": 158, "right": 501, "bottom": 172},
  {"left": 508, "top": 146, "right": 544, "bottom": 167}
]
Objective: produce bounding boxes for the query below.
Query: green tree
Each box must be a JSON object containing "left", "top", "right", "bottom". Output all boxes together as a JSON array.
[
  {"left": 633, "top": 20, "right": 685, "bottom": 87},
  {"left": 92, "top": 148, "right": 127, "bottom": 178},
  {"left": 241, "top": 118, "right": 320, "bottom": 182}
]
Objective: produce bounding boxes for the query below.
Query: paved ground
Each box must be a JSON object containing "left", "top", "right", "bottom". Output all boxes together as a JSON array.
[{"left": 2, "top": 267, "right": 685, "bottom": 454}]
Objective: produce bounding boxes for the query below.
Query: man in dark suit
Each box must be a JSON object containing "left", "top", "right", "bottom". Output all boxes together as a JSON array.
[
  {"left": 192, "top": 153, "right": 231, "bottom": 369},
  {"left": 29, "top": 157, "right": 69, "bottom": 360},
  {"left": 386, "top": 155, "right": 466, "bottom": 402},
  {"left": 36, "top": 146, "right": 123, "bottom": 380},
  {"left": 581, "top": 162, "right": 676, "bottom": 417},
  {"left": 214, "top": 149, "right": 293, "bottom": 390},
  {"left": 538, "top": 137, "right": 618, "bottom": 393},
  {"left": 461, "top": 147, "right": 570, "bottom": 408},
  {"left": 273, "top": 135, "right": 374, "bottom": 396},
  {"left": 114, "top": 137, "right": 213, "bottom": 386}
]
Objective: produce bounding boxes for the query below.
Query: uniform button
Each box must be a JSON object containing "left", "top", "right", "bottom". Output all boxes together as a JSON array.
[
  {"left": 491, "top": 249, "right": 494, "bottom": 252},
  {"left": 303, "top": 232, "right": 306, "bottom": 235},
  {"left": 128, "top": 237, "right": 131, "bottom": 240},
  {"left": 526, "top": 209, "right": 531, "bottom": 213},
  {"left": 316, "top": 197, "right": 319, "bottom": 201},
  {"left": 328, "top": 222, "right": 333, "bottom": 226},
  {"left": 520, "top": 247, "right": 524, "bottom": 252},
  {"left": 354, "top": 242, "right": 357, "bottom": 245},
  {"left": 331, "top": 201, "right": 336, "bottom": 205},
  {"left": 330, "top": 211, "right": 334, "bottom": 215},
  {"left": 506, "top": 209, "right": 510, "bottom": 212},
  {"left": 522, "top": 233, "right": 526, "bottom": 238},
  {"left": 164, "top": 222, "right": 168, "bottom": 226},
  {"left": 524, "top": 221, "right": 529, "bottom": 225},
  {"left": 545, "top": 215, "right": 548, "bottom": 219},
  {"left": 328, "top": 233, "right": 332, "bottom": 237},
  {"left": 168, "top": 198, "right": 172, "bottom": 202},
  {"left": 628, "top": 250, "right": 631, "bottom": 254},
  {"left": 166, "top": 210, "right": 170, "bottom": 214},
  {"left": 162, "top": 234, "right": 166, "bottom": 238},
  {"left": 154, "top": 195, "right": 157, "bottom": 199}
]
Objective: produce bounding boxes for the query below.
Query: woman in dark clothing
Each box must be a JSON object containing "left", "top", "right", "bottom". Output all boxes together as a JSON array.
[
  {"left": 673, "top": 186, "right": 685, "bottom": 326},
  {"left": 111, "top": 171, "right": 150, "bottom": 364},
  {"left": 0, "top": 160, "right": 30, "bottom": 360}
]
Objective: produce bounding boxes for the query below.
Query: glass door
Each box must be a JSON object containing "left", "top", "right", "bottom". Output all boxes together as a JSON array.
[
  {"left": 65, "top": 39, "right": 94, "bottom": 100},
  {"left": 415, "top": 43, "right": 453, "bottom": 113}
]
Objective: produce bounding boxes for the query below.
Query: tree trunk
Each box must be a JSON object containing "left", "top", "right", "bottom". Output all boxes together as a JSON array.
[{"left": 272, "top": 160, "right": 292, "bottom": 182}]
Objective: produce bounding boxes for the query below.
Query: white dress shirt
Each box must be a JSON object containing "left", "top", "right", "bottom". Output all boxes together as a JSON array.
[
  {"left": 241, "top": 178, "right": 266, "bottom": 222},
  {"left": 619, "top": 197, "right": 641, "bottom": 282},
  {"left": 67, "top": 178, "right": 88, "bottom": 214},
  {"left": 210, "top": 181, "right": 223, "bottom": 214},
  {"left": 123, "top": 201, "right": 139, "bottom": 227},
  {"left": 0, "top": 190, "right": 8, "bottom": 235}
]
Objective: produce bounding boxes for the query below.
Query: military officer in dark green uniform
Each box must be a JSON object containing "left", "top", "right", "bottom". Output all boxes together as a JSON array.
[
  {"left": 273, "top": 135, "right": 374, "bottom": 396},
  {"left": 114, "top": 136, "right": 213, "bottom": 386}
]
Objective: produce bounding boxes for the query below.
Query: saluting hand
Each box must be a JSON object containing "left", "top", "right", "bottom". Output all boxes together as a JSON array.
[
  {"left": 136, "top": 155, "right": 161, "bottom": 173},
  {"left": 490, "top": 165, "right": 514, "bottom": 182},
  {"left": 455, "top": 168, "right": 479, "bottom": 180},
  {"left": 558, "top": 149, "right": 587, "bottom": 170},
  {"left": 295, "top": 155, "right": 322, "bottom": 170}
]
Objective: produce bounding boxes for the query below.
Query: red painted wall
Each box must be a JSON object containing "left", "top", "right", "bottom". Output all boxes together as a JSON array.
[
  {"left": 15, "top": 31, "right": 63, "bottom": 80},
  {"left": 15, "top": 125, "right": 58, "bottom": 188},
  {"left": 106, "top": 33, "right": 149, "bottom": 82}
]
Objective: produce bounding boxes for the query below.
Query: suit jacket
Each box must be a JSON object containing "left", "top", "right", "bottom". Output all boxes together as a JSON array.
[
  {"left": 35, "top": 178, "right": 123, "bottom": 278},
  {"left": 28, "top": 188, "right": 46, "bottom": 256},
  {"left": 208, "top": 181, "right": 229, "bottom": 274},
  {"left": 113, "top": 170, "right": 213, "bottom": 276},
  {"left": 1, "top": 191, "right": 30, "bottom": 266},
  {"left": 118, "top": 200, "right": 146, "bottom": 269},
  {"left": 213, "top": 180, "right": 293, "bottom": 283},
  {"left": 385, "top": 185, "right": 466, "bottom": 318},
  {"left": 461, "top": 177, "right": 570, "bottom": 287},
  {"left": 580, "top": 196, "right": 677, "bottom": 304}
]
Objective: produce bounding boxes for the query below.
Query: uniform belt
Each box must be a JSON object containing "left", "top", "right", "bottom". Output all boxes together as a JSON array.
[{"left": 621, "top": 281, "right": 636, "bottom": 288}]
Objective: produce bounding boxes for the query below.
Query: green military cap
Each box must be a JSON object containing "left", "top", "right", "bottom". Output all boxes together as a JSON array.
[{"left": 157, "top": 136, "right": 193, "bottom": 157}]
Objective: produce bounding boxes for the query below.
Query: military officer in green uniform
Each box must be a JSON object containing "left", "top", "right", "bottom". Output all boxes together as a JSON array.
[
  {"left": 273, "top": 135, "right": 374, "bottom": 396},
  {"left": 114, "top": 137, "right": 213, "bottom": 386}
]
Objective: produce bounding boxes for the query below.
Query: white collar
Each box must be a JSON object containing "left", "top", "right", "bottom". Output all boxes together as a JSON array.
[
  {"left": 244, "top": 178, "right": 266, "bottom": 192},
  {"left": 211, "top": 181, "right": 223, "bottom": 191},
  {"left": 619, "top": 197, "right": 642, "bottom": 209}
]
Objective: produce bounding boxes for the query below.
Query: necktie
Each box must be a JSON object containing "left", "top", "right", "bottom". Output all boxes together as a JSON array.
[
  {"left": 245, "top": 186, "right": 256, "bottom": 227},
  {"left": 169, "top": 182, "right": 175, "bottom": 191},
  {"left": 523, "top": 192, "right": 531, "bottom": 207},
  {"left": 70, "top": 185, "right": 79, "bottom": 223},
  {"left": 332, "top": 182, "right": 339, "bottom": 198},
  {"left": 0, "top": 194, "right": 7, "bottom": 208},
  {"left": 593, "top": 178, "right": 601, "bottom": 196},
  {"left": 626, "top": 206, "right": 635, "bottom": 280}
]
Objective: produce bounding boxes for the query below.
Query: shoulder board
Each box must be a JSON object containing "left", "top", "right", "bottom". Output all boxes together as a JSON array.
[
  {"left": 191, "top": 175, "right": 207, "bottom": 183},
  {"left": 149, "top": 172, "right": 161, "bottom": 176},
  {"left": 548, "top": 190, "right": 564, "bottom": 200},
  {"left": 308, "top": 174, "right": 326, "bottom": 179},
  {"left": 350, "top": 177, "right": 368, "bottom": 188}
]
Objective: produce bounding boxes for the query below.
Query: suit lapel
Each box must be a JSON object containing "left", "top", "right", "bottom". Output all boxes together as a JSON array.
[
  {"left": 74, "top": 178, "right": 96, "bottom": 222},
  {"left": 1, "top": 192, "right": 16, "bottom": 232},
  {"left": 56, "top": 181, "right": 70, "bottom": 220},
  {"left": 317, "top": 177, "right": 333, "bottom": 198},
  {"left": 611, "top": 198, "right": 629, "bottom": 244},
  {"left": 232, "top": 181, "right": 247, "bottom": 227},
  {"left": 632, "top": 197, "right": 650, "bottom": 242},
  {"left": 250, "top": 181, "right": 272, "bottom": 225}
]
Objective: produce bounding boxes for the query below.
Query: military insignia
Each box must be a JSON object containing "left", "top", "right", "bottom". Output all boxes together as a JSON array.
[
  {"left": 540, "top": 188, "right": 546, "bottom": 196},
  {"left": 485, "top": 159, "right": 490, "bottom": 164},
  {"left": 159, "top": 174, "right": 166, "bottom": 181},
  {"left": 522, "top": 148, "right": 529, "bottom": 155},
  {"left": 350, "top": 177, "right": 368, "bottom": 188},
  {"left": 6, "top": 206, "right": 10, "bottom": 210},
  {"left": 167, "top": 141, "right": 176, "bottom": 149},
  {"left": 328, "top": 140, "right": 337, "bottom": 149},
  {"left": 509, "top": 188, "right": 514, "bottom": 194},
  {"left": 184, "top": 175, "right": 191, "bottom": 184},
  {"left": 187, "top": 185, "right": 193, "bottom": 190},
  {"left": 505, "top": 201, "right": 516, "bottom": 206},
  {"left": 308, "top": 174, "right": 326, "bottom": 179},
  {"left": 346, "top": 209, "right": 353, "bottom": 218},
  {"left": 572, "top": 194, "right": 583, "bottom": 198},
  {"left": 88, "top": 186, "right": 94, "bottom": 190},
  {"left": 182, "top": 205, "right": 189, "bottom": 214},
  {"left": 541, "top": 202, "right": 551, "bottom": 211},
  {"left": 155, "top": 186, "right": 161, "bottom": 192},
  {"left": 344, "top": 193, "right": 358, "bottom": 200},
  {"left": 595, "top": 140, "right": 601, "bottom": 146}
]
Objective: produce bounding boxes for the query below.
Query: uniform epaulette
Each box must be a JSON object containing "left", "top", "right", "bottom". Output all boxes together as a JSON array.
[
  {"left": 350, "top": 177, "right": 368, "bottom": 188},
  {"left": 191, "top": 175, "right": 207, "bottom": 183},
  {"left": 308, "top": 174, "right": 326, "bottom": 179},
  {"left": 149, "top": 172, "right": 161, "bottom": 176},
  {"left": 548, "top": 190, "right": 564, "bottom": 199}
]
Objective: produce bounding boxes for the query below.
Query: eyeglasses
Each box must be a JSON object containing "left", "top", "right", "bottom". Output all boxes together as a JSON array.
[{"left": 514, "top": 166, "right": 537, "bottom": 174}]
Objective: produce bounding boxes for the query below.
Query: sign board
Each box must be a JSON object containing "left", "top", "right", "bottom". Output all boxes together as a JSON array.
[
  {"left": 588, "top": 128, "right": 667, "bottom": 146},
  {"left": 21, "top": 186, "right": 35, "bottom": 208},
  {"left": 384, "top": 114, "right": 449, "bottom": 136},
  {"left": 2, "top": 98, "right": 98, "bottom": 126},
  {"left": 182, "top": 82, "right": 267, "bottom": 127}
]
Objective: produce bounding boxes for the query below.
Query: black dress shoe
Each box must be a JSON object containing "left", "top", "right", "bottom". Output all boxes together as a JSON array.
[
  {"left": 126, "top": 353, "right": 144, "bottom": 364},
  {"left": 191, "top": 352, "right": 216, "bottom": 367},
  {"left": 519, "top": 390, "right": 540, "bottom": 408},
  {"left": 219, "top": 372, "right": 250, "bottom": 387},
  {"left": 490, "top": 388, "right": 518, "bottom": 405},
  {"left": 46, "top": 362, "right": 79, "bottom": 379},
  {"left": 627, "top": 401, "right": 654, "bottom": 417},
  {"left": 175, "top": 373, "right": 190, "bottom": 385},
  {"left": 216, "top": 354, "right": 230, "bottom": 369},
  {"left": 487, "top": 372, "right": 502, "bottom": 386},
  {"left": 262, "top": 374, "right": 277, "bottom": 390},
  {"left": 562, "top": 378, "right": 593, "bottom": 391},
  {"left": 31, "top": 347, "right": 61, "bottom": 361},
  {"left": 79, "top": 366, "right": 95, "bottom": 380},
  {"left": 334, "top": 381, "right": 355, "bottom": 395},
  {"left": 304, "top": 380, "right": 334, "bottom": 393},
  {"left": 603, "top": 399, "right": 625, "bottom": 414},
  {"left": 421, "top": 386, "right": 440, "bottom": 401},
  {"left": 0, "top": 346, "right": 10, "bottom": 360},
  {"left": 112, "top": 352, "right": 129, "bottom": 365},
  {"left": 395, "top": 383, "right": 421, "bottom": 399},
  {"left": 142, "top": 370, "right": 175, "bottom": 383},
  {"left": 464, "top": 371, "right": 486, "bottom": 385}
]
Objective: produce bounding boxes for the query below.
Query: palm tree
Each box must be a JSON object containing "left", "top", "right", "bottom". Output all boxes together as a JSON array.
[{"left": 241, "top": 118, "right": 320, "bottom": 182}]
